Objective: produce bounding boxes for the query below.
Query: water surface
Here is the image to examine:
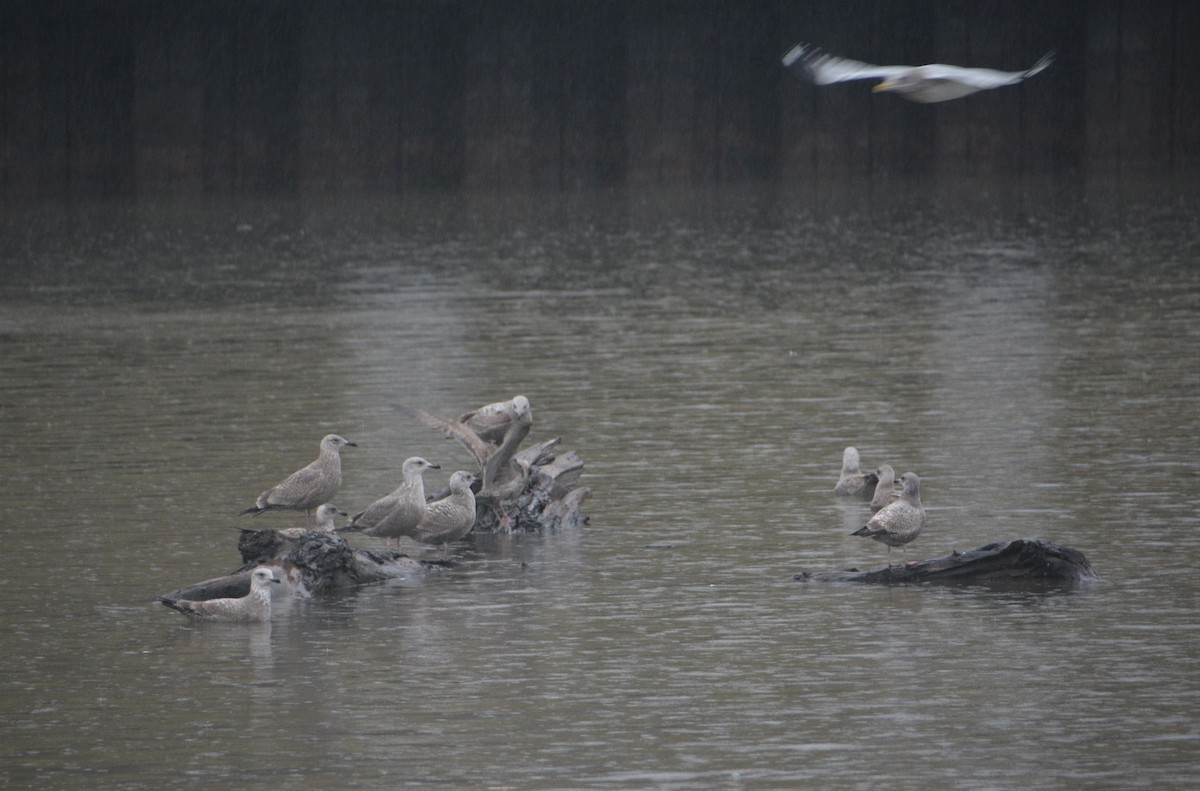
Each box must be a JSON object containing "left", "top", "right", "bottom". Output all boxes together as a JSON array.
[{"left": 1, "top": 179, "right": 1197, "bottom": 789}]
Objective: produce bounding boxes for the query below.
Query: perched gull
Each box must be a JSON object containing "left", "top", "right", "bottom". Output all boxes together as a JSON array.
[
  {"left": 852, "top": 471, "right": 926, "bottom": 566},
  {"left": 782, "top": 43, "right": 1054, "bottom": 103},
  {"left": 313, "top": 503, "right": 347, "bottom": 532},
  {"left": 406, "top": 470, "right": 479, "bottom": 548},
  {"left": 401, "top": 396, "right": 532, "bottom": 494},
  {"left": 338, "top": 456, "right": 440, "bottom": 547},
  {"left": 157, "top": 566, "right": 280, "bottom": 623},
  {"left": 240, "top": 434, "right": 356, "bottom": 527},
  {"left": 834, "top": 447, "right": 879, "bottom": 497},
  {"left": 869, "top": 464, "right": 900, "bottom": 513},
  {"left": 458, "top": 395, "right": 532, "bottom": 444}
]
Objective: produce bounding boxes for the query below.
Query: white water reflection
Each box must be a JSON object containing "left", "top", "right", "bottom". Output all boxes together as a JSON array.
[{"left": 0, "top": 181, "right": 1197, "bottom": 789}]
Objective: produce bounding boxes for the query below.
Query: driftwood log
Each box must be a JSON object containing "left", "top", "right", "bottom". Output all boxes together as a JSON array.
[
  {"left": 159, "top": 436, "right": 589, "bottom": 602},
  {"left": 794, "top": 539, "right": 1100, "bottom": 587},
  {"left": 468, "top": 437, "right": 589, "bottom": 533}
]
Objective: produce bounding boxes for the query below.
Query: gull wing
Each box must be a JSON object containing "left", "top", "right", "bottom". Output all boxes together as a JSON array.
[{"left": 783, "top": 43, "right": 907, "bottom": 85}]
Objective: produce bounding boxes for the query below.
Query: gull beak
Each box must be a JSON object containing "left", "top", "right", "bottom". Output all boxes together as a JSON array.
[
  {"left": 872, "top": 81, "right": 893, "bottom": 93},
  {"left": 430, "top": 462, "right": 441, "bottom": 470}
]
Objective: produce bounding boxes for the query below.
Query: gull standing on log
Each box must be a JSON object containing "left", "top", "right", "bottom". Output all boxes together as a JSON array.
[
  {"left": 339, "top": 456, "right": 441, "bottom": 548},
  {"left": 400, "top": 396, "right": 532, "bottom": 494},
  {"left": 782, "top": 43, "right": 1053, "bottom": 103},
  {"left": 869, "top": 464, "right": 900, "bottom": 513},
  {"left": 852, "top": 472, "right": 926, "bottom": 566},
  {"left": 240, "top": 434, "right": 356, "bottom": 527},
  {"left": 156, "top": 566, "right": 280, "bottom": 623},
  {"left": 834, "top": 447, "right": 878, "bottom": 497},
  {"left": 407, "top": 470, "right": 479, "bottom": 549}
]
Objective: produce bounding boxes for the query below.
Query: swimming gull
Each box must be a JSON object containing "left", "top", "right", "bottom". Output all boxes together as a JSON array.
[
  {"left": 157, "top": 566, "right": 280, "bottom": 623},
  {"left": 783, "top": 43, "right": 1053, "bottom": 103},
  {"left": 240, "top": 434, "right": 356, "bottom": 527},
  {"left": 834, "top": 447, "right": 879, "bottom": 497},
  {"left": 869, "top": 464, "right": 900, "bottom": 513},
  {"left": 406, "top": 470, "right": 479, "bottom": 548},
  {"left": 852, "top": 471, "right": 925, "bottom": 566},
  {"left": 339, "top": 456, "right": 440, "bottom": 548}
]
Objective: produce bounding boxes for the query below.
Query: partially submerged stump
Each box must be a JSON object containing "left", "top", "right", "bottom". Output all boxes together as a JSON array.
[
  {"left": 159, "top": 529, "right": 441, "bottom": 602},
  {"left": 794, "top": 539, "right": 1099, "bottom": 587},
  {"left": 442, "top": 437, "right": 589, "bottom": 534},
  {"left": 159, "top": 436, "right": 589, "bottom": 602}
]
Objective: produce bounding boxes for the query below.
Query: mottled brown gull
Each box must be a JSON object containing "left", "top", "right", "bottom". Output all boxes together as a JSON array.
[
  {"left": 869, "top": 464, "right": 900, "bottom": 513},
  {"left": 407, "top": 469, "right": 478, "bottom": 548},
  {"left": 401, "top": 396, "right": 532, "bottom": 495},
  {"left": 852, "top": 471, "right": 925, "bottom": 566},
  {"left": 240, "top": 434, "right": 356, "bottom": 527},
  {"left": 459, "top": 395, "right": 532, "bottom": 444},
  {"left": 783, "top": 43, "right": 1053, "bottom": 103},
  {"left": 339, "top": 456, "right": 440, "bottom": 547},
  {"left": 157, "top": 566, "right": 280, "bottom": 623},
  {"left": 833, "top": 447, "right": 878, "bottom": 497}
]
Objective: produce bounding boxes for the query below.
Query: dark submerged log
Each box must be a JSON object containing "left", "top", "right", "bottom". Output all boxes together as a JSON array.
[
  {"left": 794, "top": 539, "right": 1100, "bottom": 587},
  {"left": 159, "top": 529, "right": 447, "bottom": 602}
]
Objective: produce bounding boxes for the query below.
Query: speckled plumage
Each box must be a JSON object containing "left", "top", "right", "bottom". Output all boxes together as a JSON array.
[
  {"left": 834, "top": 447, "right": 879, "bottom": 497},
  {"left": 241, "top": 434, "right": 356, "bottom": 526},
  {"left": 157, "top": 566, "right": 280, "bottom": 623},
  {"left": 459, "top": 395, "right": 532, "bottom": 444},
  {"left": 869, "top": 464, "right": 900, "bottom": 513},
  {"left": 853, "top": 472, "right": 925, "bottom": 565},
  {"left": 341, "top": 457, "right": 440, "bottom": 544},
  {"left": 407, "top": 470, "right": 478, "bottom": 546}
]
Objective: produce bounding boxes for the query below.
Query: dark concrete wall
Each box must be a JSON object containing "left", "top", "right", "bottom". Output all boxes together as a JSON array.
[{"left": 1, "top": 0, "right": 1196, "bottom": 198}]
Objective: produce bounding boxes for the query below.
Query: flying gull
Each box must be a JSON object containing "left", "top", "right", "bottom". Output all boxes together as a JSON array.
[
  {"left": 240, "top": 434, "right": 356, "bottom": 527},
  {"left": 783, "top": 43, "right": 1053, "bottom": 103},
  {"left": 157, "top": 566, "right": 280, "bottom": 623},
  {"left": 852, "top": 471, "right": 926, "bottom": 566}
]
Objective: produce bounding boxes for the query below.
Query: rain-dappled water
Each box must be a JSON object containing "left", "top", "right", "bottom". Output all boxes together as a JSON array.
[{"left": 1, "top": 179, "right": 1198, "bottom": 789}]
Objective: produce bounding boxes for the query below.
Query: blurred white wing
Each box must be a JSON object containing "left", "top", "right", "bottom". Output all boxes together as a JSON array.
[{"left": 782, "top": 43, "right": 907, "bottom": 85}]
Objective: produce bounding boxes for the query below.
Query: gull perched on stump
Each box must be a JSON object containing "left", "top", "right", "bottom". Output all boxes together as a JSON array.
[
  {"left": 240, "top": 434, "right": 356, "bottom": 527},
  {"left": 852, "top": 471, "right": 926, "bottom": 566},
  {"left": 339, "top": 456, "right": 441, "bottom": 548},
  {"left": 783, "top": 43, "right": 1053, "bottom": 103}
]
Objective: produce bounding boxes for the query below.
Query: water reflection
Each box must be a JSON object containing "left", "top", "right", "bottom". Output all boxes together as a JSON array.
[{"left": 0, "top": 180, "right": 1197, "bottom": 789}]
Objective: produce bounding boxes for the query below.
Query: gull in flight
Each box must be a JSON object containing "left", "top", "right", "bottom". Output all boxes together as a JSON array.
[{"left": 783, "top": 43, "right": 1053, "bottom": 103}]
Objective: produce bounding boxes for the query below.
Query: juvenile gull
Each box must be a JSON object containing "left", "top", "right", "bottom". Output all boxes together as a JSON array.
[
  {"left": 271, "top": 503, "right": 349, "bottom": 539},
  {"left": 407, "top": 470, "right": 478, "bottom": 548},
  {"left": 240, "top": 434, "right": 356, "bottom": 527},
  {"left": 339, "top": 456, "right": 440, "bottom": 547},
  {"left": 459, "top": 395, "right": 532, "bottom": 445},
  {"left": 157, "top": 566, "right": 280, "bottom": 623},
  {"left": 401, "top": 397, "right": 532, "bottom": 494},
  {"left": 314, "top": 503, "right": 347, "bottom": 532},
  {"left": 783, "top": 43, "right": 1054, "bottom": 103},
  {"left": 852, "top": 472, "right": 925, "bottom": 566},
  {"left": 834, "top": 447, "right": 878, "bottom": 497},
  {"left": 869, "top": 464, "right": 900, "bottom": 513}
]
